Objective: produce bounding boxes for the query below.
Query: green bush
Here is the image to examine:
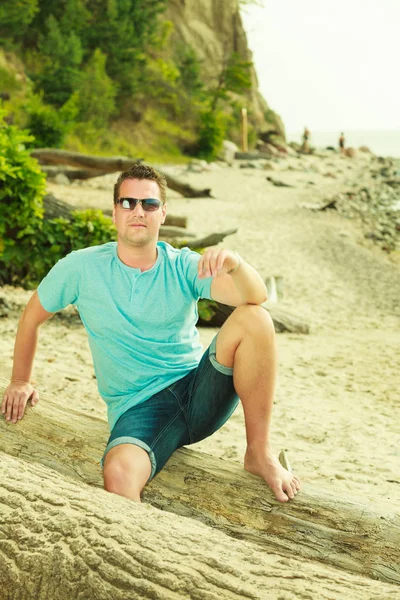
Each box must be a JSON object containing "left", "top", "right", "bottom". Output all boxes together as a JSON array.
[
  {"left": 25, "top": 96, "right": 69, "bottom": 148},
  {"left": 196, "top": 110, "right": 226, "bottom": 160},
  {"left": 0, "top": 111, "right": 116, "bottom": 288}
]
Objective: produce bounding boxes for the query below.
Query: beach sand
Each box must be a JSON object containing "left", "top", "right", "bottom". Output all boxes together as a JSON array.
[{"left": 1, "top": 150, "right": 399, "bottom": 597}]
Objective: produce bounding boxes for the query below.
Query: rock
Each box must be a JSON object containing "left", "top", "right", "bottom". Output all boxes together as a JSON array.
[
  {"left": 54, "top": 173, "right": 71, "bottom": 185},
  {"left": 255, "top": 142, "right": 281, "bottom": 156},
  {"left": 359, "top": 146, "right": 372, "bottom": 153},
  {"left": 344, "top": 147, "right": 357, "bottom": 158},
  {"left": 263, "top": 161, "right": 279, "bottom": 171},
  {"left": 266, "top": 176, "right": 294, "bottom": 188},
  {"left": 187, "top": 159, "right": 209, "bottom": 173},
  {"left": 284, "top": 145, "right": 298, "bottom": 156},
  {"left": 217, "top": 140, "right": 238, "bottom": 165}
]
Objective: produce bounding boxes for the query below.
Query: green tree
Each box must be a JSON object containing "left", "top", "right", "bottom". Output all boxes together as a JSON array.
[
  {"left": 211, "top": 52, "right": 252, "bottom": 111},
  {"left": 175, "top": 44, "right": 204, "bottom": 98},
  {"left": 36, "top": 15, "right": 83, "bottom": 106},
  {"left": 83, "top": 0, "right": 167, "bottom": 100},
  {"left": 76, "top": 49, "right": 117, "bottom": 127},
  {"left": 0, "top": 0, "right": 39, "bottom": 46},
  {"left": 194, "top": 52, "right": 253, "bottom": 160}
]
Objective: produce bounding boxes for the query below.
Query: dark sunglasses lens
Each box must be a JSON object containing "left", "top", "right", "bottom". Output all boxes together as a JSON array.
[{"left": 143, "top": 198, "right": 161, "bottom": 211}]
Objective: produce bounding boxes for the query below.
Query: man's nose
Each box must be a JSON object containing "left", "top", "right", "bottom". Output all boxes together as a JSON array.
[{"left": 132, "top": 201, "right": 145, "bottom": 216}]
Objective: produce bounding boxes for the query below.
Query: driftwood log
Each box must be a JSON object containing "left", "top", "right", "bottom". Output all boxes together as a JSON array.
[
  {"left": 2, "top": 455, "right": 399, "bottom": 600},
  {"left": 198, "top": 301, "right": 311, "bottom": 334},
  {"left": 175, "top": 229, "right": 238, "bottom": 250},
  {"left": 235, "top": 151, "right": 279, "bottom": 160},
  {"left": 0, "top": 378, "right": 399, "bottom": 587},
  {"left": 31, "top": 149, "right": 212, "bottom": 197},
  {"left": 43, "top": 194, "right": 188, "bottom": 229},
  {"left": 42, "top": 194, "right": 233, "bottom": 247}
]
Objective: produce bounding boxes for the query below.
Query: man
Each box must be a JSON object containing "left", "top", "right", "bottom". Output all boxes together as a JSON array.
[
  {"left": 339, "top": 132, "right": 345, "bottom": 153},
  {"left": 2, "top": 164, "right": 300, "bottom": 503}
]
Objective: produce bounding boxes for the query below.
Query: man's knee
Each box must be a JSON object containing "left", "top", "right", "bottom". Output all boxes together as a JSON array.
[
  {"left": 232, "top": 304, "right": 274, "bottom": 337},
  {"left": 103, "top": 444, "right": 152, "bottom": 496}
]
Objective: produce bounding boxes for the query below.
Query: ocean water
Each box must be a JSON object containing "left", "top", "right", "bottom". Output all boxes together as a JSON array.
[{"left": 288, "top": 130, "right": 400, "bottom": 158}]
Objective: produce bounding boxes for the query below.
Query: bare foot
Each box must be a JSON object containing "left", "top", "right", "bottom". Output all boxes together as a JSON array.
[{"left": 244, "top": 447, "right": 301, "bottom": 502}]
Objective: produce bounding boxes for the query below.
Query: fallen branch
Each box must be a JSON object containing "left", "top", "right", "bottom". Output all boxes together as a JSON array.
[
  {"left": 43, "top": 194, "right": 188, "bottom": 228},
  {"left": 176, "top": 228, "right": 238, "bottom": 249},
  {"left": 32, "top": 149, "right": 212, "bottom": 197},
  {"left": 0, "top": 377, "right": 399, "bottom": 585},
  {"left": 266, "top": 176, "right": 295, "bottom": 188},
  {"left": 197, "top": 301, "right": 310, "bottom": 334}
]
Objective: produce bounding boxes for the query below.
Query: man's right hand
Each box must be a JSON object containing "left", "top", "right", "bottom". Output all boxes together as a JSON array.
[{"left": 1, "top": 382, "right": 39, "bottom": 424}]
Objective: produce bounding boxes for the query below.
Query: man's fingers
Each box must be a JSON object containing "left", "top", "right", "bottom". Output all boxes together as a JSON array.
[
  {"left": 12, "top": 393, "right": 28, "bottom": 423},
  {"left": 31, "top": 389, "right": 39, "bottom": 406},
  {"left": 5, "top": 392, "right": 28, "bottom": 423}
]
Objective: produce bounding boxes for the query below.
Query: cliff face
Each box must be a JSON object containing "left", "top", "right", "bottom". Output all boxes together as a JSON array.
[{"left": 164, "top": 0, "right": 283, "bottom": 135}]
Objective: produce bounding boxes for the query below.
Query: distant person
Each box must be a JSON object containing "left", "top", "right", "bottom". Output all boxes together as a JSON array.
[
  {"left": 2, "top": 163, "right": 300, "bottom": 504},
  {"left": 301, "top": 127, "right": 311, "bottom": 153},
  {"left": 339, "top": 132, "right": 345, "bottom": 153}
]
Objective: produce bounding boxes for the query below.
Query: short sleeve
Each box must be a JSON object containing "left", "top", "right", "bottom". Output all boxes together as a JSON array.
[
  {"left": 37, "top": 251, "right": 81, "bottom": 312},
  {"left": 180, "top": 248, "right": 213, "bottom": 300}
]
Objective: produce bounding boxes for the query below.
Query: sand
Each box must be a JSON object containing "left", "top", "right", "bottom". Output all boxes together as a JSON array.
[{"left": 1, "top": 149, "right": 399, "bottom": 597}]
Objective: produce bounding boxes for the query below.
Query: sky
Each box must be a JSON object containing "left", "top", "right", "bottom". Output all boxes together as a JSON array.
[{"left": 241, "top": 0, "right": 400, "bottom": 134}]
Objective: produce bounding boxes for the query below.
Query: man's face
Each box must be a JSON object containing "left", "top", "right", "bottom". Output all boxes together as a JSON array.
[{"left": 112, "top": 178, "right": 166, "bottom": 248}]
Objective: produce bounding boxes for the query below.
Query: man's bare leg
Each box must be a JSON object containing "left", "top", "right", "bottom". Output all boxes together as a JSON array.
[
  {"left": 216, "top": 305, "right": 301, "bottom": 502},
  {"left": 103, "top": 444, "right": 152, "bottom": 502}
]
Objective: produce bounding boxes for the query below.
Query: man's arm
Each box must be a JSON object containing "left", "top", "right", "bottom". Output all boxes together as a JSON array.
[
  {"left": 1, "top": 291, "right": 54, "bottom": 423},
  {"left": 198, "top": 247, "right": 268, "bottom": 307}
]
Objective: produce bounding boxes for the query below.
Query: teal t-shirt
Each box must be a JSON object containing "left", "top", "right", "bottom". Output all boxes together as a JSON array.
[{"left": 37, "top": 241, "right": 213, "bottom": 430}]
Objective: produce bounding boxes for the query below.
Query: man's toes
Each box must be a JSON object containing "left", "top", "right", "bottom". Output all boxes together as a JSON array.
[
  {"left": 273, "top": 485, "right": 289, "bottom": 502},
  {"left": 282, "top": 484, "right": 294, "bottom": 500}
]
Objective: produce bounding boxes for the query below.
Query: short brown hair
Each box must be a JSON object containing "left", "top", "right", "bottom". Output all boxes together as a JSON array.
[{"left": 113, "top": 163, "right": 168, "bottom": 204}]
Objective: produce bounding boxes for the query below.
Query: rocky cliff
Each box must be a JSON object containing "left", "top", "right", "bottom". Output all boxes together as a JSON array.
[{"left": 165, "top": 0, "right": 284, "bottom": 136}]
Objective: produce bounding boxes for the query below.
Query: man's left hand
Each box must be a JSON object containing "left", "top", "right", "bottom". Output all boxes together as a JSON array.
[{"left": 198, "top": 247, "right": 239, "bottom": 279}]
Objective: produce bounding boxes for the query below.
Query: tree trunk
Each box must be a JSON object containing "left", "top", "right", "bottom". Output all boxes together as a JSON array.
[
  {"left": 2, "top": 453, "right": 398, "bottom": 600},
  {"left": 31, "top": 149, "right": 212, "bottom": 197},
  {"left": 1, "top": 378, "right": 399, "bottom": 586}
]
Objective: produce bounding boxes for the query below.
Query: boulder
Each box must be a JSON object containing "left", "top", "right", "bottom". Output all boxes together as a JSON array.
[{"left": 217, "top": 140, "right": 239, "bottom": 165}]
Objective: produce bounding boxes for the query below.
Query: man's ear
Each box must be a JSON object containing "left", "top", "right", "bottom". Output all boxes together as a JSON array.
[
  {"left": 112, "top": 206, "right": 116, "bottom": 224},
  {"left": 161, "top": 202, "right": 167, "bottom": 224}
]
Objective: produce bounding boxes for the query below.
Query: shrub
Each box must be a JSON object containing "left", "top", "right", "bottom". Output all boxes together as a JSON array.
[
  {"left": 0, "top": 111, "right": 116, "bottom": 288},
  {"left": 196, "top": 110, "right": 227, "bottom": 160},
  {"left": 25, "top": 96, "right": 68, "bottom": 148}
]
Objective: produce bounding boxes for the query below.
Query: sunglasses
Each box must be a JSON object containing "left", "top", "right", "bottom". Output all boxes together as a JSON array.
[{"left": 116, "top": 197, "right": 162, "bottom": 211}]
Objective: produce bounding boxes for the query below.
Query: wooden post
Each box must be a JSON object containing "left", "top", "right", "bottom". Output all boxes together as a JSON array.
[{"left": 241, "top": 107, "right": 248, "bottom": 152}]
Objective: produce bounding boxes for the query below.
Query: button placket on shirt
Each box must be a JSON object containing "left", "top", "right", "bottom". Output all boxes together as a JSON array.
[{"left": 130, "top": 272, "right": 141, "bottom": 304}]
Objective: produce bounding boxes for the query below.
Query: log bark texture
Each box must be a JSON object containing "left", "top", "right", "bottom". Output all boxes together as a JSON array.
[
  {"left": 32, "top": 149, "right": 212, "bottom": 197},
  {"left": 2, "top": 453, "right": 398, "bottom": 600},
  {"left": 197, "top": 301, "right": 310, "bottom": 334},
  {"left": 175, "top": 229, "right": 238, "bottom": 250},
  {"left": 0, "top": 378, "right": 399, "bottom": 586}
]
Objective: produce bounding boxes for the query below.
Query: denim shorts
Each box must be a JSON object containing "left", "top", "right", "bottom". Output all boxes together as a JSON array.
[{"left": 102, "top": 335, "right": 239, "bottom": 481}]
